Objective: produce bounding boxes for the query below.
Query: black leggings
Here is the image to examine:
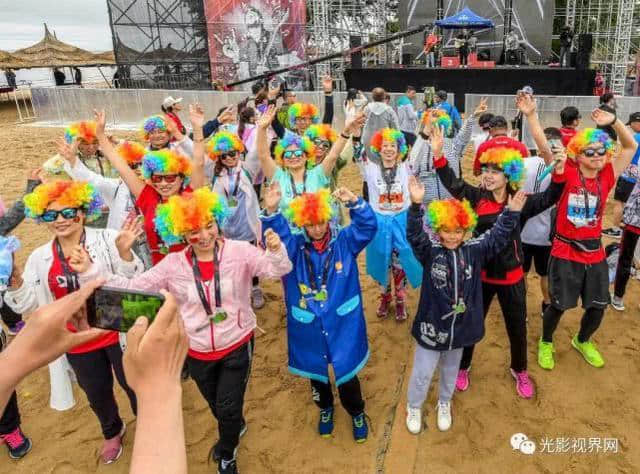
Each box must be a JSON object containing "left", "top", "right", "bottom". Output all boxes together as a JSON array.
[
  {"left": 310, "top": 376, "right": 365, "bottom": 416},
  {"left": 542, "top": 306, "right": 605, "bottom": 343},
  {"left": 0, "top": 300, "right": 22, "bottom": 327},
  {"left": 187, "top": 338, "right": 253, "bottom": 461},
  {"left": 66, "top": 344, "right": 137, "bottom": 439},
  {"left": 614, "top": 229, "right": 640, "bottom": 298},
  {"left": 460, "top": 280, "right": 528, "bottom": 372},
  {"left": 0, "top": 391, "right": 19, "bottom": 435}
]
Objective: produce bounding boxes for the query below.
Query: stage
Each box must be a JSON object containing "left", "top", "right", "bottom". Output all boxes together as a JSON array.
[{"left": 344, "top": 66, "right": 596, "bottom": 111}]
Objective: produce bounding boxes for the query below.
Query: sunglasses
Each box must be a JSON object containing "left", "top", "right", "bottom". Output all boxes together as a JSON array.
[
  {"left": 313, "top": 139, "right": 331, "bottom": 149},
  {"left": 41, "top": 207, "right": 80, "bottom": 223},
  {"left": 283, "top": 150, "right": 304, "bottom": 159},
  {"left": 220, "top": 150, "right": 239, "bottom": 160},
  {"left": 582, "top": 148, "right": 607, "bottom": 157},
  {"left": 150, "top": 174, "right": 181, "bottom": 184}
]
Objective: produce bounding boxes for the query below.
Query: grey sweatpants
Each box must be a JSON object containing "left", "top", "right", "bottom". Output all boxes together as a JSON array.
[{"left": 407, "top": 344, "right": 463, "bottom": 408}]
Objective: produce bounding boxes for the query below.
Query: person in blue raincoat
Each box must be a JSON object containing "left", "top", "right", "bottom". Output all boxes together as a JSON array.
[
  {"left": 261, "top": 184, "right": 377, "bottom": 444},
  {"left": 353, "top": 128, "right": 423, "bottom": 321}
]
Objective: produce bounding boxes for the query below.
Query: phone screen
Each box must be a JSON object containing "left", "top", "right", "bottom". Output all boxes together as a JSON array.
[
  {"left": 548, "top": 138, "right": 564, "bottom": 151},
  {"left": 87, "top": 286, "right": 165, "bottom": 332}
]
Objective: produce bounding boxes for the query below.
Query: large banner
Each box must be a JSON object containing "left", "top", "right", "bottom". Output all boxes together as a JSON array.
[{"left": 204, "top": 0, "right": 307, "bottom": 89}]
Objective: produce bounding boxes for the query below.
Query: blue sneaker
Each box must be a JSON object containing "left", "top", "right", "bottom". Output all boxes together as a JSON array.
[
  {"left": 318, "top": 407, "right": 334, "bottom": 438},
  {"left": 352, "top": 413, "right": 368, "bottom": 443}
]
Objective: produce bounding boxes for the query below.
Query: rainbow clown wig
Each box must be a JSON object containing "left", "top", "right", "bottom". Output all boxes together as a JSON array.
[
  {"left": 427, "top": 198, "right": 477, "bottom": 233},
  {"left": 142, "top": 149, "right": 192, "bottom": 185},
  {"left": 566, "top": 128, "right": 615, "bottom": 161},
  {"left": 478, "top": 147, "right": 526, "bottom": 190},
  {"left": 369, "top": 128, "right": 408, "bottom": 161},
  {"left": 23, "top": 181, "right": 104, "bottom": 222},
  {"left": 64, "top": 121, "right": 97, "bottom": 144},
  {"left": 154, "top": 187, "right": 229, "bottom": 245},
  {"left": 205, "top": 131, "right": 245, "bottom": 161},
  {"left": 274, "top": 133, "right": 316, "bottom": 168},
  {"left": 288, "top": 102, "right": 320, "bottom": 128},
  {"left": 116, "top": 141, "right": 147, "bottom": 166},
  {"left": 141, "top": 115, "right": 168, "bottom": 140},
  {"left": 304, "top": 124, "right": 338, "bottom": 145},
  {"left": 284, "top": 188, "right": 334, "bottom": 227},
  {"left": 422, "top": 109, "right": 453, "bottom": 135}
]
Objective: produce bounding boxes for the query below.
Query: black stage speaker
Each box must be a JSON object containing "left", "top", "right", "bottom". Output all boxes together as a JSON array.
[
  {"left": 350, "top": 36, "right": 362, "bottom": 69},
  {"left": 478, "top": 49, "right": 491, "bottom": 61},
  {"left": 402, "top": 53, "right": 413, "bottom": 65},
  {"left": 576, "top": 33, "right": 593, "bottom": 70}
]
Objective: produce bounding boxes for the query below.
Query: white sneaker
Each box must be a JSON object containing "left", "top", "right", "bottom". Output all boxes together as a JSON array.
[
  {"left": 611, "top": 295, "right": 625, "bottom": 311},
  {"left": 405, "top": 404, "right": 422, "bottom": 434},
  {"left": 436, "top": 401, "right": 452, "bottom": 431}
]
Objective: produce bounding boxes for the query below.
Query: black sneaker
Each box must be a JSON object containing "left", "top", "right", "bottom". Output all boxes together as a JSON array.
[
  {"left": 218, "top": 457, "right": 238, "bottom": 474},
  {"left": 212, "top": 420, "right": 247, "bottom": 462},
  {"left": 603, "top": 227, "right": 622, "bottom": 239}
]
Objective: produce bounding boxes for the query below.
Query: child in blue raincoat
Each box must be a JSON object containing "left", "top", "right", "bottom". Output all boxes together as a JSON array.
[{"left": 261, "top": 184, "right": 377, "bottom": 444}]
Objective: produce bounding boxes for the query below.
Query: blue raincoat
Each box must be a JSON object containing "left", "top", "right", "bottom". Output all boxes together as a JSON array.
[
  {"left": 366, "top": 210, "right": 423, "bottom": 288},
  {"left": 261, "top": 199, "right": 377, "bottom": 385}
]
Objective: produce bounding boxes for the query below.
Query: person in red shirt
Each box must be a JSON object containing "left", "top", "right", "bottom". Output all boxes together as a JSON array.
[
  {"left": 6, "top": 181, "right": 144, "bottom": 464},
  {"left": 434, "top": 94, "right": 566, "bottom": 399},
  {"left": 161, "top": 96, "right": 186, "bottom": 136},
  {"left": 473, "top": 115, "right": 529, "bottom": 175},
  {"left": 538, "top": 108, "right": 638, "bottom": 371},
  {"left": 559, "top": 106, "right": 581, "bottom": 147},
  {"left": 96, "top": 110, "right": 196, "bottom": 265}
]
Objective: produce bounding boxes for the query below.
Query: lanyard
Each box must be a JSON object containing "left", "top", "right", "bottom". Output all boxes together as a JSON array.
[
  {"left": 578, "top": 170, "right": 601, "bottom": 224},
  {"left": 289, "top": 169, "right": 307, "bottom": 197},
  {"left": 226, "top": 169, "right": 242, "bottom": 198},
  {"left": 380, "top": 163, "right": 398, "bottom": 202},
  {"left": 54, "top": 230, "right": 86, "bottom": 293},
  {"left": 300, "top": 244, "right": 333, "bottom": 302},
  {"left": 190, "top": 244, "right": 222, "bottom": 316}
]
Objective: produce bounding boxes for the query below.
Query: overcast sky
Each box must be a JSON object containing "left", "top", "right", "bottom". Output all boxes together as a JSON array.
[{"left": 0, "top": 0, "right": 112, "bottom": 52}]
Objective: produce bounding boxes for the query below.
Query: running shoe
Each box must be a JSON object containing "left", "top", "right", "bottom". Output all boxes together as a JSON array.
[
  {"left": 6, "top": 321, "right": 25, "bottom": 336},
  {"left": 510, "top": 369, "right": 535, "bottom": 399},
  {"left": 318, "top": 407, "right": 334, "bottom": 438},
  {"left": 436, "top": 401, "right": 452, "bottom": 431},
  {"left": 101, "top": 423, "right": 125, "bottom": 464},
  {"left": 537, "top": 339, "right": 555, "bottom": 370},
  {"left": 395, "top": 299, "right": 407, "bottom": 322},
  {"left": 212, "top": 419, "right": 247, "bottom": 462},
  {"left": 405, "top": 404, "right": 422, "bottom": 434},
  {"left": 218, "top": 457, "right": 238, "bottom": 474},
  {"left": 602, "top": 227, "right": 622, "bottom": 239},
  {"left": 251, "top": 286, "right": 265, "bottom": 310},
  {"left": 455, "top": 369, "right": 470, "bottom": 392},
  {"left": 611, "top": 295, "right": 625, "bottom": 311},
  {"left": 376, "top": 294, "right": 392, "bottom": 318},
  {"left": 0, "top": 427, "right": 32, "bottom": 459},
  {"left": 352, "top": 413, "right": 368, "bottom": 443},
  {"left": 571, "top": 335, "right": 605, "bottom": 368}
]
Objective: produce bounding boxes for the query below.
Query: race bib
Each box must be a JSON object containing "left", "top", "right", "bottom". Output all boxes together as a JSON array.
[
  {"left": 375, "top": 178, "right": 404, "bottom": 212},
  {"left": 567, "top": 191, "right": 599, "bottom": 228}
]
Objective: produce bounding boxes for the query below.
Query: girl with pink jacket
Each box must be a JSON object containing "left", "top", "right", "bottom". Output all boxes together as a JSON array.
[{"left": 70, "top": 187, "right": 292, "bottom": 474}]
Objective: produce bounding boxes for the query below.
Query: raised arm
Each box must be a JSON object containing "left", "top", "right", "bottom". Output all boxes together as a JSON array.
[
  {"left": 188, "top": 103, "right": 207, "bottom": 189},
  {"left": 333, "top": 188, "right": 377, "bottom": 254},
  {"left": 516, "top": 93, "right": 553, "bottom": 164},
  {"left": 260, "top": 183, "right": 299, "bottom": 260},
  {"left": 451, "top": 98, "right": 486, "bottom": 160},
  {"left": 406, "top": 176, "right": 433, "bottom": 263},
  {"left": 592, "top": 108, "right": 639, "bottom": 178},
  {"left": 95, "top": 109, "right": 146, "bottom": 198},
  {"left": 322, "top": 76, "right": 334, "bottom": 125},
  {"left": 256, "top": 105, "right": 279, "bottom": 180},
  {"left": 321, "top": 112, "right": 366, "bottom": 176},
  {"left": 245, "top": 232, "right": 292, "bottom": 279}
]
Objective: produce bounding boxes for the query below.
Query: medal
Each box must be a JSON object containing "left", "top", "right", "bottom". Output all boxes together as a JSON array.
[
  {"left": 159, "top": 245, "right": 169, "bottom": 255},
  {"left": 299, "top": 284, "right": 311, "bottom": 295},
  {"left": 453, "top": 300, "right": 466, "bottom": 315},
  {"left": 314, "top": 288, "right": 328, "bottom": 301},
  {"left": 228, "top": 197, "right": 238, "bottom": 208},
  {"left": 212, "top": 309, "right": 228, "bottom": 324},
  {"left": 299, "top": 297, "right": 307, "bottom": 309}
]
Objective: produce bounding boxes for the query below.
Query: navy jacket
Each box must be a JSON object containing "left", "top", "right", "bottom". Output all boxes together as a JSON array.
[{"left": 407, "top": 203, "right": 520, "bottom": 351}]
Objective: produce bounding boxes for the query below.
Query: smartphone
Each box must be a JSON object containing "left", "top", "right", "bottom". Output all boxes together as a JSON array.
[
  {"left": 548, "top": 138, "right": 564, "bottom": 152},
  {"left": 87, "top": 286, "right": 165, "bottom": 332}
]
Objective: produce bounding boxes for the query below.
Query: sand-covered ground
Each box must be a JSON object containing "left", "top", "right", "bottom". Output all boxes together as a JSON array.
[{"left": 0, "top": 100, "right": 638, "bottom": 473}]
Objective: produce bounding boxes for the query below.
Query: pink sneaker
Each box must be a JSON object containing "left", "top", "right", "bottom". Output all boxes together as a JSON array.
[
  {"left": 455, "top": 369, "right": 470, "bottom": 392},
  {"left": 101, "top": 423, "right": 126, "bottom": 464},
  {"left": 377, "top": 294, "right": 392, "bottom": 318},
  {"left": 511, "top": 369, "right": 535, "bottom": 399}
]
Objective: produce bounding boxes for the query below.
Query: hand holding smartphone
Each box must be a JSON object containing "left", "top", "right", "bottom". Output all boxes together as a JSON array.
[{"left": 87, "top": 286, "right": 165, "bottom": 332}]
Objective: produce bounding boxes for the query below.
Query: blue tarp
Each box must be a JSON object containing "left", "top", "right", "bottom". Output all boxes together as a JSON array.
[{"left": 435, "top": 7, "right": 494, "bottom": 30}]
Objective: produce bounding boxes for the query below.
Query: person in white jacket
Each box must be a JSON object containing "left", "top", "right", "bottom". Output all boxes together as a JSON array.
[{"left": 4, "top": 181, "right": 144, "bottom": 465}]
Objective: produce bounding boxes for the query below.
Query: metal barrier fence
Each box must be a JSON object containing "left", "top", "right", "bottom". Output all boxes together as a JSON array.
[
  {"left": 30, "top": 87, "right": 454, "bottom": 130},
  {"left": 465, "top": 94, "right": 640, "bottom": 149}
]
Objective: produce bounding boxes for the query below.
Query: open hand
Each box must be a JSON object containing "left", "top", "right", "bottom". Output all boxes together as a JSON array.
[
  {"left": 332, "top": 187, "right": 358, "bottom": 204},
  {"left": 515, "top": 92, "right": 536, "bottom": 116},
  {"left": 264, "top": 228, "right": 282, "bottom": 252},
  {"left": 429, "top": 124, "right": 444, "bottom": 157},
  {"left": 408, "top": 175, "right": 425, "bottom": 204},
  {"left": 57, "top": 137, "right": 78, "bottom": 164},
  {"left": 591, "top": 107, "right": 616, "bottom": 127},
  {"left": 94, "top": 109, "right": 107, "bottom": 137},
  {"left": 344, "top": 112, "right": 366, "bottom": 136},
  {"left": 473, "top": 97, "right": 488, "bottom": 118},
  {"left": 263, "top": 182, "right": 282, "bottom": 213},
  {"left": 116, "top": 215, "right": 144, "bottom": 255},
  {"left": 189, "top": 103, "right": 205, "bottom": 129},
  {"left": 507, "top": 191, "right": 527, "bottom": 212},
  {"left": 257, "top": 105, "right": 277, "bottom": 130},
  {"left": 218, "top": 106, "right": 235, "bottom": 124}
]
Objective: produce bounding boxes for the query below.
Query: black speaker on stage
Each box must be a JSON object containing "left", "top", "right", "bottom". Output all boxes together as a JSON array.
[
  {"left": 350, "top": 36, "right": 362, "bottom": 69},
  {"left": 402, "top": 53, "right": 413, "bottom": 65},
  {"left": 478, "top": 49, "right": 491, "bottom": 61},
  {"left": 576, "top": 33, "right": 593, "bottom": 69}
]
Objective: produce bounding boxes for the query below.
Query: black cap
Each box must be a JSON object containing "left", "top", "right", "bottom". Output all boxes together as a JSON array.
[
  {"left": 627, "top": 112, "right": 640, "bottom": 125},
  {"left": 489, "top": 116, "right": 508, "bottom": 129},
  {"left": 436, "top": 90, "right": 447, "bottom": 100}
]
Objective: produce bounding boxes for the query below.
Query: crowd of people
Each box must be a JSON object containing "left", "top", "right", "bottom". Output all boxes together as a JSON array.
[{"left": 0, "top": 79, "right": 638, "bottom": 474}]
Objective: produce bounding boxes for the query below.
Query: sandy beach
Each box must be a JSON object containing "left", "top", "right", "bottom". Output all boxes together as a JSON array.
[{"left": 1, "top": 100, "right": 638, "bottom": 473}]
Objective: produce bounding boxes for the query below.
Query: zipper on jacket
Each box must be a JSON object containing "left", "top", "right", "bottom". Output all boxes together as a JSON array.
[
  {"left": 450, "top": 250, "right": 459, "bottom": 350},
  {"left": 209, "top": 321, "right": 215, "bottom": 350}
]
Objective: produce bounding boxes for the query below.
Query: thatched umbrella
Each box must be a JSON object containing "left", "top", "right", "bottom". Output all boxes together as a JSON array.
[
  {"left": 12, "top": 23, "right": 115, "bottom": 67},
  {"left": 0, "top": 50, "right": 27, "bottom": 69}
]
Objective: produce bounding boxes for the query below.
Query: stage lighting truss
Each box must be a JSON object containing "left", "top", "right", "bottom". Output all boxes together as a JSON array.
[{"left": 561, "top": 0, "right": 635, "bottom": 95}]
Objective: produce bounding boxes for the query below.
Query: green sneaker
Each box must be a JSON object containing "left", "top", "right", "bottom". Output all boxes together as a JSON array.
[
  {"left": 571, "top": 335, "right": 605, "bottom": 368},
  {"left": 537, "top": 339, "right": 555, "bottom": 370}
]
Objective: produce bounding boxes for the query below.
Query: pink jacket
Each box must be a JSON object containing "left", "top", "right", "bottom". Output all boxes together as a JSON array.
[{"left": 79, "top": 240, "right": 292, "bottom": 353}]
